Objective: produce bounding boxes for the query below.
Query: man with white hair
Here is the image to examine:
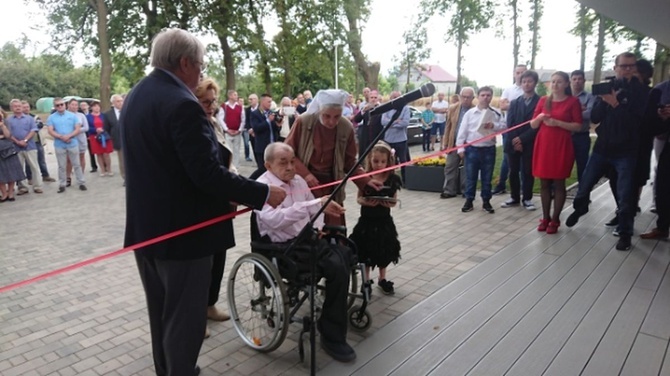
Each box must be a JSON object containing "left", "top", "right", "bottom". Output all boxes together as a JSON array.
[
  {"left": 104, "top": 93, "right": 125, "bottom": 183},
  {"left": 440, "top": 87, "right": 475, "bottom": 198},
  {"left": 121, "top": 28, "right": 286, "bottom": 376}
]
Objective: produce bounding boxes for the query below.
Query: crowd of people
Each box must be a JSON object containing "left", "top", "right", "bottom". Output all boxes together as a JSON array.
[{"left": 2, "top": 26, "right": 669, "bottom": 374}]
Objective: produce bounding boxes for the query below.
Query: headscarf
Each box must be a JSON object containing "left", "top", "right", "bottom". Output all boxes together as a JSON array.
[{"left": 305, "top": 89, "right": 349, "bottom": 115}]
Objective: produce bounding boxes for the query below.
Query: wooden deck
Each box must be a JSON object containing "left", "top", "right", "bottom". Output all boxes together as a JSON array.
[{"left": 322, "top": 183, "right": 670, "bottom": 376}]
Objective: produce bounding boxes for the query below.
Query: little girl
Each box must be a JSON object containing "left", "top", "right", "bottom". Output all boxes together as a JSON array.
[{"left": 349, "top": 141, "right": 402, "bottom": 295}]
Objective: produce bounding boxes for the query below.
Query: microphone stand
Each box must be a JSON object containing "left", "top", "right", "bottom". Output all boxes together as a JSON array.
[{"left": 285, "top": 103, "right": 406, "bottom": 375}]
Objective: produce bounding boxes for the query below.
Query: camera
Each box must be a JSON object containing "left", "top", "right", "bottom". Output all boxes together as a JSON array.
[
  {"left": 592, "top": 76, "right": 628, "bottom": 96},
  {"left": 270, "top": 110, "right": 284, "bottom": 123}
]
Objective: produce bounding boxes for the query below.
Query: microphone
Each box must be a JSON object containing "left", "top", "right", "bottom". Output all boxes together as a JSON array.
[{"left": 370, "top": 83, "right": 436, "bottom": 116}]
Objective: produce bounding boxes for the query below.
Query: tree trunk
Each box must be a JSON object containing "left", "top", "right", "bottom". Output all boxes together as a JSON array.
[
  {"left": 593, "top": 13, "right": 606, "bottom": 84},
  {"left": 579, "top": 5, "right": 587, "bottom": 71},
  {"left": 94, "top": 0, "right": 111, "bottom": 110},
  {"left": 511, "top": 0, "right": 519, "bottom": 70},
  {"left": 343, "top": 0, "right": 378, "bottom": 89},
  {"left": 276, "top": 0, "right": 291, "bottom": 96},
  {"left": 455, "top": 13, "right": 464, "bottom": 93},
  {"left": 529, "top": 0, "right": 541, "bottom": 69},
  {"left": 405, "top": 51, "right": 411, "bottom": 92},
  {"left": 218, "top": 35, "right": 236, "bottom": 90}
]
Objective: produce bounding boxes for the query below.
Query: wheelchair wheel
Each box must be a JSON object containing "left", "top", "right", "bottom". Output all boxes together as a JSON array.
[
  {"left": 348, "top": 304, "right": 372, "bottom": 332},
  {"left": 227, "top": 253, "right": 289, "bottom": 352}
]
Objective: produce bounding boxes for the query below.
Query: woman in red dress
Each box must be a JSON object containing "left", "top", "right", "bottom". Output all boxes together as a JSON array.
[
  {"left": 531, "top": 71, "right": 583, "bottom": 234},
  {"left": 85, "top": 101, "right": 114, "bottom": 176}
]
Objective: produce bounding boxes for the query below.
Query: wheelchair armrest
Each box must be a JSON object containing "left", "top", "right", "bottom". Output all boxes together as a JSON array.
[{"left": 322, "top": 225, "right": 347, "bottom": 236}]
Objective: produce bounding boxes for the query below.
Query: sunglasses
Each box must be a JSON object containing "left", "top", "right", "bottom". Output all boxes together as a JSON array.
[{"left": 55, "top": 103, "right": 65, "bottom": 107}]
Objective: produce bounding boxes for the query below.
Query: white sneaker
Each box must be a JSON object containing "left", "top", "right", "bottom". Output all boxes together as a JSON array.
[
  {"left": 523, "top": 200, "right": 536, "bottom": 211},
  {"left": 501, "top": 198, "right": 520, "bottom": 208}
]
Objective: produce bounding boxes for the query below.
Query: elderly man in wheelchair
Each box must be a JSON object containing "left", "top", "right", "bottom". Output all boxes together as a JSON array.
[{"left": 227, "top": 142, "right": 369, "bottom": 363}]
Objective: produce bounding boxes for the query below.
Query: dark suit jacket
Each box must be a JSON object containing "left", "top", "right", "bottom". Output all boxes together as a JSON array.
[
  {"left": 504, "top": 94, "right": 540, "bottom": 154},
  {"left": 103, "top": 108, "right": 122, "bottom": 150},
  {"left": 250, "top": 108, "right": 280, "bottom": 154},
  {"left": 121, "top": 69, "right": 269, "bottom": 260}
]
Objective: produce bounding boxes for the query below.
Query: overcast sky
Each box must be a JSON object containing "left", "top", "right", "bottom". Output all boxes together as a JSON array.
[{"left": 2, "top": 0, "right": 645, "bottom": 88}]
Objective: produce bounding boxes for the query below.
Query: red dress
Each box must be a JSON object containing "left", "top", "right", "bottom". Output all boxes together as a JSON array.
[
  {"left": 532, "top": 96, "right": 583, "bottom": 179},
  {"left": 88, "top": 114, "right": 114, "bottom": 154}
]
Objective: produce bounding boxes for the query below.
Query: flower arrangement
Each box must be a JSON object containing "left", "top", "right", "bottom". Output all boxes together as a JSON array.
[{"left": 412, "top": 155, "right": 446, "bottom": 167}]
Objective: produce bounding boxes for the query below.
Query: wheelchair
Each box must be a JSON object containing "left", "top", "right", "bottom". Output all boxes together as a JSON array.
[{"left": 226, "top": 213, "right": 372, "bottom": 358}]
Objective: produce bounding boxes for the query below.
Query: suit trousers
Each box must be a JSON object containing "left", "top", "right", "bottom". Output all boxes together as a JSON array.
[
  {"left": 655, "top": 142, "right": 670, "bottom": 232},
  {"left": 135, "top": 252, "right": 212, "bottom": 376},
  {"left": 224, "top": 133, "right": 242, "bottom": 168},
  {"left": 507, "top": 150, "right": 534, "bottom": 202},
  {"left": 17, "top": 150, "right": 43, "bottom": 189},
  {"left": 442, "top": 151, "right": 465, "bottom": 195},
  {"left": 208, "top": 251, "right": 226, "bottom": 306}
]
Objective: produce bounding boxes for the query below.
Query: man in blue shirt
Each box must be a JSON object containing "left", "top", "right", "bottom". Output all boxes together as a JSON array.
[
  {"left": 6, "top": 99, "right": 43, "bottom": 194},
  {"left": 382, "top": 91, "right": 411, "bottom": 182},
  {"left": 46, "top": 97, "right": 87, "bottom": 192}
]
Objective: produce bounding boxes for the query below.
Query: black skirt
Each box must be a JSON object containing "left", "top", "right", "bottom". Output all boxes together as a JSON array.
[{"left": 349, "top": 213, "right": 400, "bottom": 269}]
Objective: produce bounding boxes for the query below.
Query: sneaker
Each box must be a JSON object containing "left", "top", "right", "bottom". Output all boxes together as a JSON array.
[
  {"left": 613, "top": 229, "right": 620, "bottom": 237},
  {"left": 650, "top": 206, "right": 657, "bottom": 214},
  {"left": 522, "top": 200, "right": 536, "bottom": 211},
  {"left": 616, "top": 235, "right": 632, "bottom": 251},
  {"left": 501, "top": 198, "right": 520, "bottom": 208},
  {"left": 17, "top": 187, "right": 29, "bottom": 195},
  {"left": 566, "top": 209, "right": 587, "bottom": 227},
  {"left": 79, "top": 184, "right": 88, "bottom": 191},
  {"left": 57, "top": 186, "right": 66, "bottom": 193},
  {"left": 604, "top": 216, "right": 619, "bottom": 227},
  {"left": 440, "top": 192, "right": 457, "bottom": 199},
  {"left": 482, "top": 201, "right": 495, "bottom": 214},
  {"left": 43, "top": 176, "right": 56, "bottom": 182},
  {"left": 461, "top": 199, "right": 474, "bottom": 212},
  {"left": 378, "top": 279, "right": 395, "bottom": 295}
]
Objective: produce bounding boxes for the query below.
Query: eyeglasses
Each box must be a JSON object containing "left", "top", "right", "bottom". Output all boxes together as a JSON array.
[
  {"left": 55, "top": 103, "right": 65, "bottom": 107},
  {"left": 200, "top": 99, "right": 216, "bottom": 107},
  {"left": 617, "top": 64, "right": 636, "bottom": 70}
]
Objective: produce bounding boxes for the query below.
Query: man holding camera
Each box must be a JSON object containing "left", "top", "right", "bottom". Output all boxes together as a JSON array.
[
  {"left": 249, "top": 94, "right": 281, "bottom": 176},
  {"left": 566, "top": 52, "right": 649, "bottom": 251}
]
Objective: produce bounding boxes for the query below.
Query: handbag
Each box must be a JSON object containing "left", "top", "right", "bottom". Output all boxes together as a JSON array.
[{"left": 0, "top": 139, "right": 17, "bottom": 159}]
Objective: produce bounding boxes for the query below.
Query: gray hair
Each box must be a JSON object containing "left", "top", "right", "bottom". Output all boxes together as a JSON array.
[
  {"left": 110, "top": 94, "right": 123, "bottom": 102},
  {"left": 9, "top": 99, "right": 21, "bottom": 106},
  {"left": 150, "top": 28, "right": 205, "bottom": 71},
  {"left": 264, "top": 142, "right": 294, "bottom": 163},
  {"left": 460, "top": 86, "right": 475, "bottom": 96}
]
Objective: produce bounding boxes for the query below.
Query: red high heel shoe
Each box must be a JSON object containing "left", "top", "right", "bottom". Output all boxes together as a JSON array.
[
  {"left": 537, "top": 219, "right": 549, "bottom": 232},
  {"left": 547, "top": 221, "right": 560, "bottom": 234}
]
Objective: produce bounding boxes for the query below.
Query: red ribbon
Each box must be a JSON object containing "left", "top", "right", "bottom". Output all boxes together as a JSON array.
[{"left": 0, "top": 119, "right": 529, "bottom": 294}]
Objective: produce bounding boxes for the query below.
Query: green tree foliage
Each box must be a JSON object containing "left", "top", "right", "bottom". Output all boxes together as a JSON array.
[
  {"left": 420, "top": 0, "right": 494, "bottom": 93},
  {"left": 393, "top": 21, "right": 432, "bottom": 92},
  {"left": 0, "top": 43, "right": 100, "bottom": 108}
]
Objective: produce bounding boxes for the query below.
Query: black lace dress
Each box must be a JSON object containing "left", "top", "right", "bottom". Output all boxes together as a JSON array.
[{"left": 349, "top": 174, "right": 402, "bottom": 269}]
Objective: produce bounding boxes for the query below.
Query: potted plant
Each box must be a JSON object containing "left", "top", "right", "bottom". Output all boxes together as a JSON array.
[{"left": 405, "top": 155, "right": 446, "bottom": 192}]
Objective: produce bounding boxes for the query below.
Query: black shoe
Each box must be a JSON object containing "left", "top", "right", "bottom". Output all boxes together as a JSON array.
[
  {"left": 57, "top": 186, "right": 66, "bottom": 193},
  {"left": 492, "top": 187, "right": 506, "bottom": 195},
  {"left": 616, "top": 235, "right": 632, "bottom": 251},
  {"left": 462, "top": 199, "right": 474, "bottom": 212},
  {"left": 66, "top": 177, "right": 71, "bottom": 187},
  {"left": 604, "top": 216, "right": 619, "bottom": 227},
  {"left": 194, "top": 365, "right": 200, "bottom": 375},
  {"left": 79, "top": 184, "right": 88, "bottom": 191},
  {"left": 378, "top": 279, "right": 395, "bottom": 295},
  {"left": 320, "top": 336, "right": 356, "bottom": 362},
  {"left": 90, "top": 168, "right": 98, "bottom": 173},
  {"left": 440, "top": 192, "right": 456, "bottom": 199},
  {"left": 566, "top": 209, "right": 587, "bottom": 227},
  {"left": 482, "top": 201, "right": 495, "bottom": 214}
]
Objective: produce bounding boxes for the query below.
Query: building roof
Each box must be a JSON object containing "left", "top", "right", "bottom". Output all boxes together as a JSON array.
[{"left": 414, "top": 64, "right": 457, "bottom": 83}]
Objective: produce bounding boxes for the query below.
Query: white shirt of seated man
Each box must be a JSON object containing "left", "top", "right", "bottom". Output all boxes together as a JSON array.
[{"left": 255, "top": 143, "right": 345, "bottom": 243}]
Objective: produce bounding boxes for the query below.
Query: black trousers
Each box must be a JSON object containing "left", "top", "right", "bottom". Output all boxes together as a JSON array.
[
  {"left": 655, "top": 143, "right": 670, "bottom": 231},
  {"left": 507, "top": 150, "right": 534, "bottom": 202},
  {"left": 208, "top": 251, "right": 226, "bottom": 306},
  {"left": 87, "top": 138, "right": 98, "bottom": 170},
  {"left": 135, "top": 252, "right": 212, "bottom": 376},
  {"left": 314, "top": 243, "right": 351, "bottom": 344}
]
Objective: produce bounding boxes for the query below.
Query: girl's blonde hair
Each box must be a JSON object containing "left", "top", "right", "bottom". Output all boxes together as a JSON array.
[
  {"left": 365, "top": 141, "right": 396, "bottom": 172},
  {"left": 195, "top": 77, "right": 220, "bottom": 100}
]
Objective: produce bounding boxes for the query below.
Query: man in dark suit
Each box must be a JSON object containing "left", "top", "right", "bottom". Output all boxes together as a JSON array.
[
  {"left": 501, "top": 70, "right": 540, "bottom": 210},
  {"left": 121, "top": 29, "right": 286, "bottom": 376},
  {"left": 249, "top": 94, "right": 280, "bottom": 177},
  {"left": 244, "top": 93, "right": 258, "bottom": 162},
  {"left": 103, "top": 94, "right": 124, "bottom": 183}
]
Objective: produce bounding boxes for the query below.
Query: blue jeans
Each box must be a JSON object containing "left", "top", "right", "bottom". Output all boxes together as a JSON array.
[
  {"left": 242, "top": 131, "right": 251, "bottom": 159},
  {"left": 572, "top": 132, "right": 591, "bottom": 182},
  {"left": 431, "top": 122, "right": 445, "bottom": 137},
  {"left": 573, "top": 152, "right": 636, "bottom": 236},
  {"left": 464, "top": 146, "right": 496, "bottom": 201}
]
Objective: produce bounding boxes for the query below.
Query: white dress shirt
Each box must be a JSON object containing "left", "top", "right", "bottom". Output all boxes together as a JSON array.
[
  {"left": 431, "top": 100, "right": 449, "bottom": 123},
  {"left": 255, "top": 171, "right": 325, "bottom": 243},
  {"left": 501, "top": 84, "right": 524, "bottom": 102},
  {"left": 456, "top": 106, "right": 505, "bottom": 154}
]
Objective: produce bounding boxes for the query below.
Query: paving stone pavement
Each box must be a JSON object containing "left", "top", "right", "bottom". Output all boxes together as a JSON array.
[{"left": 0, "top": 142, "right": 560, "bottom": 375}]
